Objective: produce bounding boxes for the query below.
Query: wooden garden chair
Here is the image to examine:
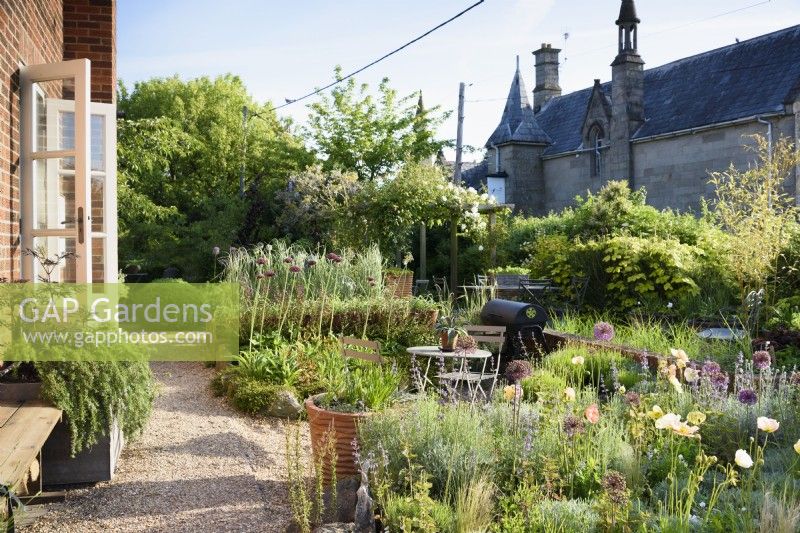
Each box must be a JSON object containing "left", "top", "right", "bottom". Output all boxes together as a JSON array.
[{"left": 339, "top": 337, "right": 384, "bottom": 364}]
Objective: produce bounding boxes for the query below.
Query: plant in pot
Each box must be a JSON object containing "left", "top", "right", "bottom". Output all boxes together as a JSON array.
[
  {"left": 305, "top": 349, "right": 402, "bottom": 482},
  {"left": 435, "top": 315, "right": 466, "bottom": 352}
]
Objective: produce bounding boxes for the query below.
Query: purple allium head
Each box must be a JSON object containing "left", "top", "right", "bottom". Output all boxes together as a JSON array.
[
  {"left": 752, "top": 350, "right": 771, "bottom": 370},
  {"left": 563, "top": 414, "right": 585, "bottom": 438},
  {"left": 624, "top": 391, "right": 641, "bottom": 407},
  {"left": 283, "top": 256, "right": 294, "bottom": 264},
  {"left": 709, "top": 370, "right": 729, "bottom": 391},
  {"left": 601, "top": 470, "right": 629, "bottom": 506},
  {"left": 212, "top": 246, "right": 220, "bottom": 256},
  {"left": 289, "top": 265, "right": 301, "bottom": 273},
  {"left": 326, "top": 252, "right": 338, "bottom": 261},
  {"left": 737, "top": 388, "right": 758, "bottom": 406},
  {"left": 701, "top": 360, "right": 721, "bottom": 375},
  {"left": 265, "top": 269, "right": 276, "bottom": 278},
  {"left": 256, "top": 256, "right": 267, "bottom": 265},
  {"left": 256, "top": 273, "right": 264, "bottom": 280},
  {"left": 505, "top": 360, "right": 533, "bottom": 383},
  {"left": 593, "top": 321, "right": 615, "bottom": 342},
  {"left": 306, "top": 258, "right": 317, "bottom": 267}
]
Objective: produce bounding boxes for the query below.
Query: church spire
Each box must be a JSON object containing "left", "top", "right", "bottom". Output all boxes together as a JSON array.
[
  {"left": 485, "top": 57, "right": 551, "bottom": 147},
  {"left": 616, "top": 0, "right": 640, "bottom": 54}
]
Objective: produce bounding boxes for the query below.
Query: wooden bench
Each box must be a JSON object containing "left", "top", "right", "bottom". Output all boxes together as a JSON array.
[{"left": 0, "top": 399, "right": 62, "bottom": 526}]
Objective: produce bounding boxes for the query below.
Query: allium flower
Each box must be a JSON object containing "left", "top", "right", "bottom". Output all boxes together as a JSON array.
[
  {"left": 709, "top": 371, "right": 729, "bottom": 391},
  {"left": 702, "top": 360, "right": 721, "bottom": 375},
  {"left": 256, "top": 256, "right": 267, "bottom": 265},
  {"left": 752, "top": 350, "right": 771, "bottom": 370},
  {"left": 687, "top": 411, "right": 706, "bottom": 425},
  {"left": 265, "top": 269, "right": 276, "bottom": 278},
  {"left": 601, "top": 471, "right": 628, "bottom": 506},
  {"left": 503, "top": 385, "right": 516, "bottom": 402},
  {"left": 794, "top": 439, "right": 800, "bottom": 455},
  {"left": 306, "top": 258, "right": 317, "bottom": 267},
  {"left": 684, "top": 367, "right": 700, "bottom": 383},
  {"left": 283, "top": 256, "right": 294, "bottom": 264},
  {"left": 563, "top": 414, "right": 585, "bottom": 438},
  {"left": 505, "top": 360, "right": 533, "bottom": 383},
  {"left": 735, "top": 449, "right": 753, "bottom": 468},
  {"left": 571, "top": 356, "right": 585, "bottom": 365},
  {"left": 212, "top": 246, "right": 220, "bottom": 256},
  {"left": 738, "top": 388, "right": 758, "bottom": 406},
  {"left": 289, "top": 265, "right": 302, "bottom": 273},
  {"left": 563, "top": 387, "right": 576, "bottom": 402},
  {"left": 624, "top": 391, "right": 641, "bottom": 407},
  {"left": 584, "top": 403, "right": 600, "bottom": 424},
  {"left": 593, "top": 321, "right": 615, "bottom": 342},
  {"left": 757, "top": 416, "right": 779, "bottom": 433},
  {"left": 326, "top": 252, "right": 338, "bottom": 261},
  {"left": 256, "top": 273, "right": 264, "bottom": 280}
]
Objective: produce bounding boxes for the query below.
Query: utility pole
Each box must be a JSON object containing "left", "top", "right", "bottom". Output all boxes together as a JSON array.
[
  {"left": 453, "top": 82, "right": 465, "bottom": 184},
  {"left": 240, "top": 105, "right": 248, "bottom": 198}
]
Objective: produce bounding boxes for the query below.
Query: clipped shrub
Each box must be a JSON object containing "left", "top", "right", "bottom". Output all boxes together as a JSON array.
[
  {"left": 521, "top": 369, "right": 568, "bottom": 402},
  {"left": 230, "top": 377, "right": 290, "bottom": 415}
]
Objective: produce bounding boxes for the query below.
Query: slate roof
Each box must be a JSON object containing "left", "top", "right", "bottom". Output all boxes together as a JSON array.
[
  {"left": 530, "top": 24, "right": 800, "bottom": 156},
  {"left": 486, "top": 62, "right": 552, "bottom": 147},
  {"left": 461, "top": 159, "right": 489, "bottom": 190}
]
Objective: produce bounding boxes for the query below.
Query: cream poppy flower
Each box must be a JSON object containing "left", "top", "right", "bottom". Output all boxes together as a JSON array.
[
  {"left": 687, "top": 411, "right": 706, "bottom": 425},
  {"left": 571, "top": 356, "right": 585, "bottom": 365},
  {"left": 671, "top": 348, "right": 690, "bottom": 369},
  {"left": 672, "top": 422, "right": 700, "bottom": 438},
  {"left": 735, "top": 449, "right": 753, "bottom": 468},
  {"left": 564, "top": 387, "right": 576, "bottom": 402},
  {"left": 794, "top": 439, "right": 800, "bottom": 454},
  {"left": 618, "top": 385, "right": 626, "bottom": 394},
  {"left": 757, "top": 417, "right": 780, "bottom": 433},
  {"left": 503, "top": 385, "right": 516, "bottom": 402},
  {"left": 669, "top": 375, "right": 683, "bottom": 393},
  {"left": 655, "top": 413, "right": 682, "bottom": 430},
  {"left": 648, "top": 405, "right": 664, "bottom": 420},
  {"left": 684, "top": 368, "right": 699, "bottom": 383}
]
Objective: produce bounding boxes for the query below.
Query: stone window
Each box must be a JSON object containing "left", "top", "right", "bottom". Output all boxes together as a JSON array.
[{"left": 589, "top": 125, "right": 604, "bottom": 177}]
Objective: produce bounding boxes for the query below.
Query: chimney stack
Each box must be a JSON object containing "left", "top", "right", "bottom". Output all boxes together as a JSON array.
[{"left": 532, "top": 43, "right": 561, "bottom": 112}]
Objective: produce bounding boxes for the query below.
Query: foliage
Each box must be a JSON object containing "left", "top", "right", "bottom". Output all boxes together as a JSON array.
[
  {"left": 707, "top": 135, "right": 800, "bottom": 309},
  {"left": 305, "top": 67, "right": 449, "bottom": 181},
  {"left": 315, "top": 349, "right": 402, "bottom": 412},
  {"left": 35, "top": 358, "right": 155, "bottom": 455},
  {"left": 117, "top": 75, "right": 311, "bottom": 279},
  {"left": 230, "top": 378, "right": 289, "bottom": 415}
]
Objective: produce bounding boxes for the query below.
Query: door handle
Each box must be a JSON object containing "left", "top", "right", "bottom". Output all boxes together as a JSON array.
[{"left": 77, "top": 207, "right": 84, "bottom": 244}]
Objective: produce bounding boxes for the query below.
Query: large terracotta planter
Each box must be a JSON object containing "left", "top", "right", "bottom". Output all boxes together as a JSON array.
[
  {"left": 305, "top": 394, "right": 368, "bottom": 483},
  {"left": 385, "top": 272, "right": 413, "bottom": 298}
]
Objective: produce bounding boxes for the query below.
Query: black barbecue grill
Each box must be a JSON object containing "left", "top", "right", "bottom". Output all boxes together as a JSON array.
[{"left": 480, "top": 299, "right": 548, "bottom": 363}]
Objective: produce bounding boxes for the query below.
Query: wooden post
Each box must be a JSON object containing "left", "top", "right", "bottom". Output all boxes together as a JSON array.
[
  {"left": 450, "top": 219, "right": 458, "bottom": 295},
  {"left": 419, "top": 223, "right": 427, "bottom": 280},
  {"left": 453, "top": 82, "right": 465, "bottom": 184}
]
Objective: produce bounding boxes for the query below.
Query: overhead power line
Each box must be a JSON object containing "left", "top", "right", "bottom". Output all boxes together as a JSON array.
[{"left": 266, "top": 0, "right": 485, "bottom": 112}]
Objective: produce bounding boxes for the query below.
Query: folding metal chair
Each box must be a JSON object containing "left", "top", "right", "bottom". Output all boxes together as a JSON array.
[
  {"left": 413, "top": 279, "right": 429, "bottom": 296},
  {"left": 433, "top": 276, "right": 448, "bottom": 300}
]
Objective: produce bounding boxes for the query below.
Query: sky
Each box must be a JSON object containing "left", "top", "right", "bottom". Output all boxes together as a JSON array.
[{"left": 118, "top": 0, "right": 800, "bottom": 161}]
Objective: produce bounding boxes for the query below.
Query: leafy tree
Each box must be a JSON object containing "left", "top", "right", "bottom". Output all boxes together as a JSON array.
[
  {"left": 305, "top": 68, "right": 449, "bottom": 180},
  {"left": 117, "top": 75, "right": 312, "bottom": 279}
]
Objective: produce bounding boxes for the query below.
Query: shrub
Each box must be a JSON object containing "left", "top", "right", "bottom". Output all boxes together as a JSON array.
[
  {"left": 521, "top": 369, "right": 567, "bottom": 402},
  {"left": 230, "top": 377, "right": 289, "bottom": 415},
  {"left": 543, "top": 346, "right": 639, "bottom": 390}
]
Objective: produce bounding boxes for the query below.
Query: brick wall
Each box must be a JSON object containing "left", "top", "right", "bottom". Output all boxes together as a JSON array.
[
  {"left": 0, "top": 0, "right": 64, "bottom": 280},
  {"left": 63, "top": 0, "right": 115, "bottom": 104}
]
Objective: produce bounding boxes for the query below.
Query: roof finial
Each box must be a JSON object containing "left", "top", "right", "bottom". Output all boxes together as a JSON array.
[
  {"left": 516, "top": 55, "right": 520, "bottom": 71},
  {"left": 616, "top": 0, "right": 640, "bottom": 25}
]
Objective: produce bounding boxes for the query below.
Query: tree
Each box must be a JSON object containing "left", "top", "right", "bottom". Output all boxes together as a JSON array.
[
  {"left": 305, "top": 68, "right": 449, "bottom": 180},
  {"left": 707, "top": 135, "right": 800, "bottom": 310},
  {"left": 117, "top": 75, "right": 312, "bottom": 279}
]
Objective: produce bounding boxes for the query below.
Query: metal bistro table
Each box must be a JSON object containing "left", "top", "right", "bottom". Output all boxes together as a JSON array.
[{"left": 406, "top": 345, "right": 493, "bottom": 399}]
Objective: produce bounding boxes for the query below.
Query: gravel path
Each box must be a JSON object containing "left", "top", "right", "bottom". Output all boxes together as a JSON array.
[{"left": 24, "top": 362, "right": 305, "bottom": 533}]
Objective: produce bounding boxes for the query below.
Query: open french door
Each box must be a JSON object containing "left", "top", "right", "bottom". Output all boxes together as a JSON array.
[{"left": 20, "top": 59, "right": 117, "bottom": 283}]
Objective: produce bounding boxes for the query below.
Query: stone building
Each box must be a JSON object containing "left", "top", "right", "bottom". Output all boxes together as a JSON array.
[{"left": 464, "top": 0, "right": 800, "bottom": 214}]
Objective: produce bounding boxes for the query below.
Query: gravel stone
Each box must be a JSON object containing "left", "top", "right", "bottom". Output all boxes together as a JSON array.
[{"left": 23, "top": 362, "right": 309, "bottom": 533}]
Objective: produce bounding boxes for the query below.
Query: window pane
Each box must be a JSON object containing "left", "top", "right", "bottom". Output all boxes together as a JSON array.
[
  {"left": 91, "top": 172, "right": 104, "bottom": 233},
  {"left": 30, "top": 237, "right": 77, "bottom": 283},
  {"left": 34, "top": 158, "right": 75, "bottom": 230},
  {"left": 92, "top": 237, "right": 105, "bottom": 283},
  {"left": 32, "top": 79, "right": 75, "bottom": 153}
]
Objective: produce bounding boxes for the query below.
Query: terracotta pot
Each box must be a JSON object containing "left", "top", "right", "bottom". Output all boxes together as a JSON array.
[
  {"left": 384, "top": 272, "right": 413, "bottom": 298},
  {"left": 305, "top": 394, "right": 369, "bottom": 483},
  {"left": 440, "top": 331, "right": 458, "bottom": 352}
]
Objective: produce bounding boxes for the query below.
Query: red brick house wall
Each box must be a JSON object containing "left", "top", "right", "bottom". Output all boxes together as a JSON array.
[{"left": 0, "top": 0, "right": 115, "bottom": 280}]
